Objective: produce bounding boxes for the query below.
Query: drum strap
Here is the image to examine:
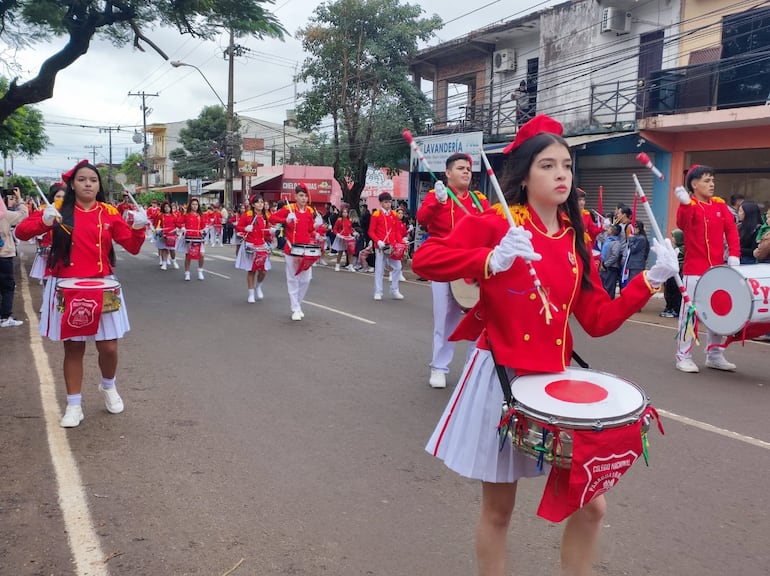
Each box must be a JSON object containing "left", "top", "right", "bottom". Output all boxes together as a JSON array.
[
  {"left": 485, "top": 336, "right": 515, "bottom": 406},
  {"left": 571, "top": 350, "right": 590, "bottom": 369}
]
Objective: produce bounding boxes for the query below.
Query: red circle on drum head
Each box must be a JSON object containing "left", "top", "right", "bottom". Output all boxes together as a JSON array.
[
  {"left": 710, "top": 289, "right": 733, "bottom": 316},
  {"left": 73, "top": 280, "right": 103, "bottom": 287},
  {"left": 545, "top": 379, "right": 609, "bottom": 403}
]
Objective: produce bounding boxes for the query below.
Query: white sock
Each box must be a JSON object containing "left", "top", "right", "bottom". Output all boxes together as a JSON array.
[
  {"left": 101, "top": 376, "right": 116, "bottom": 389},
  {"left": 67, "top": 393, "right": 82, "bottom": 406}
]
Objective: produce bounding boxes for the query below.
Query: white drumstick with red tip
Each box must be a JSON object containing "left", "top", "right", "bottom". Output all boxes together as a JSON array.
[{"left": 636, "top": 152, "right": 664, "bottom": 180}]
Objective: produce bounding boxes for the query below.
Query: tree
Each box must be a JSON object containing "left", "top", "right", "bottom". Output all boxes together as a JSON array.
[
  {"left": 0, "top": 1, "right": 286, "bottom": 123},
  {"left": 0, "top": 77, "right": 49, "bottom": 162},
  {"left": 120, "top": 152, "right": 146, "bottom": 186},
  {"left": 296, "top": 0, "right": 440, "bottom": 207},
  {"left": 169, "top": 106, "right": 242, "bottom": 181}
]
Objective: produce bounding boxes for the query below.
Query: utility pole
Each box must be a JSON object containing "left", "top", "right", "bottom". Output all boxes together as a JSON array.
[
  {"left": 99, "top": 126, "right": 121, "bottom": 202},
  {"left": 223, "top": 30, "right": 248, "bottom": 207},
  {"left": 128, "top": 91, "right": 159, "bottom": 193},
  {"left": 84, "top": 145, "right": 102, "bottom": 165}
]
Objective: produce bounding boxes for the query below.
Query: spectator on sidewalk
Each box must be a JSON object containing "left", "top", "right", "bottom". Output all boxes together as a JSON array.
[{"left": 0, "top": 188, "right": 29, "bottom": 327}]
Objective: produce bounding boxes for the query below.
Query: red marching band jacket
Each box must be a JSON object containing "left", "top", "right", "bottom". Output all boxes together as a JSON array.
[
  {"left": 15, "top": 202, "right": 145, "bottom": 278},
  {"left": 269, "top": 204, "right": 320, "bottom": 255},
  {"left": 177, "top": 212, "right": 205, "bottom": 240},
  {"left": 332, "top": 217, "right": 354, "bottom": 237},
  {"left": 368, "top": 208, "right": 407, "bottom": 247},
  {"left": 235, "top": 211, "right": 273, "bottom": 246},
  {"left": 417, "top": 188, "right": 489, "bottom": 238},
  {"left": 676, "top": 196, "right": 739, "bottom": 276}
]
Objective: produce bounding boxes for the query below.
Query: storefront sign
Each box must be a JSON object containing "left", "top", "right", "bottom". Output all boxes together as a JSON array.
[
  {"left": 410, "top": 132, "right": 483, "bottom": 173},
  {"left": 281, "top": 178, "right": 333, "bottom": 200}
]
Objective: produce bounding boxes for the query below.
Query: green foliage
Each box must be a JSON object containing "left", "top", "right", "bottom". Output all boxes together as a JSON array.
[
  {"left": 170, "top": 106, "right": 242, "bottom": 180},
  {"left": 0, "top": 1, "right": 287, "bottom": 121},
  {"left": 290, "top": 132, "right": 335, "bottom": 167},
  {"left": 4, "top": 175, "right": 36, "bottom": 198},
  {"left": 120, "top": 152, "right": 146, "bottom": 186},
  {"left": 0, "top": 77, "right": 49, "bottom": 159},
  {"left": 135, "top": 190, "right": 167, "bottom": 206},
  {"left": 296, "top": 0, "right": 440, "bottom": 206}
]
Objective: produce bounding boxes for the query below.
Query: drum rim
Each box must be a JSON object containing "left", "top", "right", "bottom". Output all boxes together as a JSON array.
[
  {"left": 56, "top": 278, "right": 121, "bottom": 289},
  {"left": 509, "top": 367, "right": 649, "bottom": 429},
  {"left": 694, "top": 265, "right": 757, "bottom": 335}
]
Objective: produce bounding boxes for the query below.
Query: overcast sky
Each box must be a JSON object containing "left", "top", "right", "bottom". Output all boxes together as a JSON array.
[{"left": 4, "top": 0, "right": 559, "bottom": 180}]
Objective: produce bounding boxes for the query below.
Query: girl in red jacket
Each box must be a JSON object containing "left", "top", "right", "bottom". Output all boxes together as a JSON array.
[
  {"left": 178, "top": 198, "right": 207, "bottom": 281},
  {"left": 331, "top": 206, "right": 356, "bottom": 270},
  {"left": 15, "top": 161, "right": 148, "bottom": 428},
  {"left": 411, "top": 115, "right": 679, "bottom": 576},
  {"left": 156, "top": 201, "right": 180, "bottom": 270},
  {"left": 235, "top": 195, "right": 273, "bottom": 303}
]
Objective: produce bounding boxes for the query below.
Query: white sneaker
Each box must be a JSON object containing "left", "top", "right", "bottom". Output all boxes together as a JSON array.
[
  {"left": 172, "top": 260, "right": 179, "bottom": 269},
  {"left": 399, "top": 272, "right": 406, "bottom": 281},
  {"left": 705, "top": 356, "right": 737, "bottom": 372},
  {"left": 0, "top": 316, "right": 23, "bottom": 328},
  {"left": 197, "top": 270, "right": 205, "bottom": 281},
  {"left": 675, "top": 359, "right": 700, "bottom": 373},
  {"left": 335, "top": 264, "right": 340, "bottom": 271},
  {"left": 256, "top": 286, "right": 264, "bottom": 300},
  {"left": 429, "top": 370, "right": 447, "bottom": 389},
  {"left": 391, "top": 291, "right": 404, "bottom": 300},
  {"left": 346, "top": 264, "right": 355, "bottom": 271},
  {"left": 184, "top": 271, "right": 191, "bottom": 281},
  {"left": 247, "top": 290, "right": 256, "bottom": 303},
  {"left": 166, "top": 258, "right": 172, "bottom": 265},
  {"left": 374, "top": 293, "right": 382, "bottom": 301},
  {"left": 160, "top": 263, "right": 167, "bottom": 270},
  {"left": 299, "top": 309, "right": 305, "bottom": 318},
  {"left": 99, "top": 384, "right": 124, "bottom": 414},
  {"left": 291, "top": 310, "right": 302, "bottom": 321},
  {"left": 60, "top": 404, "right": 84, "bottom": 428}
]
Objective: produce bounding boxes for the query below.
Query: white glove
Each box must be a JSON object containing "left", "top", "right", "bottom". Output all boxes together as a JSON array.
[
  {"left": 727, "top": 256, "right": 740, "bottom": 267},
  {"left": 434, "top": 180, "right": 448, "bottom": 203},
  {"left": 245, "top": 224, "right": 254, "bottom": 233},
  {"left": 402, "top": 237, "right": 409, "bottom": 244},
  {"left": 42, "top": 204, "right": 61, "bottom": 226},
  {"left": 646, "top": 238, "right": 680, "bottom": 287},
  {"left": 353, "top": 231, "right": 359, "bottom": 238},
  {"left": 128, "top": 209, "right": 149, "bottom": 229},
  {"left": 377, "top": 240, "right": 385, "bottom": 249},
  {"left": 286, "top": 212, "right": 297, "bottom": 223},
  {"left": 269, "top": 226, "right": 280, "bottom": 235},
  {"left": 315, "top": 214, "right": 324, "bottom": 227},
  {"left": 674, "top": 186, "right": 691, "bottom": 205},
  {"left": 602, "top": 218, "right": 611, "bottom": 228},
  {"left": 488, "top": 227, "right": 542, "bottom": 275}
]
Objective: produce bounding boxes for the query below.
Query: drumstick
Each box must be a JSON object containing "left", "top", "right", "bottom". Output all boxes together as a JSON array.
[
  {"left": 631, "top": 174, "right": 698, "bottom": 344},
  {"left": 480, "top": 146, "right": 555, "bottom": 324},
  {"left": 402, "top": 129, "right": 471, "bottom": 215}
]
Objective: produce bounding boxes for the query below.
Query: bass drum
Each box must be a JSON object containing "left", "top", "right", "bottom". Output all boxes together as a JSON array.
[{"left": 449, "top": 278, "right": 479, "bottom": 312}]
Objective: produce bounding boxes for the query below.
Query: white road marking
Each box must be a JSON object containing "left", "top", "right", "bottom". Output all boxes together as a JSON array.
[
  {"left": 302, "top": 300, "right": 377, "bottom": 324},
  {"left": 18, "top": 255, "right": 108, "bottom": 576},
  {"left": 202, "top": 269, "right": 231, "bottom": 279},
  {"left": 657, "top": 409, "right": 770, "bottom": 450}
]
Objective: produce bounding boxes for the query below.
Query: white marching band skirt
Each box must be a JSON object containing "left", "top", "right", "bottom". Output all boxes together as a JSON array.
[
  {"left": 39, "top": 275, "right": 130, "bottom": 342},
  {"left": 426, "top": 348, "right": 547, "bottom": 483},
  {"left": 235, "top": 242, "right": 272, "bottom": 272}
]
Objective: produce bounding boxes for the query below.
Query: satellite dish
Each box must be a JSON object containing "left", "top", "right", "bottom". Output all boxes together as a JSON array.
[{"left": 115, "top": 173, "right": 128, "bottom": 184}]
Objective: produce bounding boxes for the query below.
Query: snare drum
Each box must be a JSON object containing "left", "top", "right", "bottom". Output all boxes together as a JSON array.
[
  {"left": 289, "top": 243, "right": 322, "bottom": 257},
  {"left": 450, "top": 278, "right": 480, "bottom": 311},
  {"left": 56, "top": 278, "right": 122, "bottom": 314},
  {"left": 505, "top": 368, "right": 650, "bottom": 469},
  {"left": 694, "top": 264, "right": 770, "bottom": 335}
]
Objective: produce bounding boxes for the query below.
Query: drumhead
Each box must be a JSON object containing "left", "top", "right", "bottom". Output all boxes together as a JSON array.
[
  {"left": 450, "top": 279, "right": 480, "bottom": 311},
  {"left": 694, "top": 264, "right": 770, "bottom": 335},
  {"left": 57, "top": 278, "right": 120, "bottom": 290},
  {"left": 510, "top": 367, "right": 647, "bottom": 429}
]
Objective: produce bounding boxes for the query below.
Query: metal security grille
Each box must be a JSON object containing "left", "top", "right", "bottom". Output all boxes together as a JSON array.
[{"left": 576, "top": 166, "right": 654, "bottom": 232}]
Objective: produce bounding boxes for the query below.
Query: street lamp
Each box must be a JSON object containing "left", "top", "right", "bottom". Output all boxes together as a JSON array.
[{"left": 171, "top": 59, "right": 234, "bottom": 206}]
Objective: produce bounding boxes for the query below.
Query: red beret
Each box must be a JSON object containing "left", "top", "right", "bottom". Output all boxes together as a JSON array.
[
  {"left": 61, "top": 159, "right": 89, "bottom": 183},
  {"left": 502, "top": 114, "right": 564, "bottom": 154}
]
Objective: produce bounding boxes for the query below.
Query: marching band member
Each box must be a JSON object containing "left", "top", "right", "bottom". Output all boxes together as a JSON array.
[
  {"left": 576, "top": 188, "right": 606, "bottom": 246},
  {"left": 416, "top": 152, "right": 490, "bottom": 389},
  {"left": 235, "top": 194, "right": 273, "bottom": 303},
  {"left": 332, "top": 206, "right": 356, "bottom": 271},
  {"left": 368, "top": 192, "right": 408, "bottom": 301},
  {"left": 178, "top": 197, "right": 207, "bottom": 281},
  {"left": 146, "top": 199, "right": 164, "bottom": 266},
  {"left": 231, "top": 203, "right": 247, "bottom": 257},
  {"left": 673, "top": 164, "right": 740, "bottom": 373},
  {"left": 269, "top": 183, "right": 318, "bottom": 321},
  {"left": 15, "top": 160, "right": 148, "bottom": 428},
  {"left": 411, "top": 115, "right": 679, "bottom": 576},
  {"left": 155, "top": 201, "right": 180, "bottom": 270},
  {"left": 211, "top": 204, "right": 223, "bottom": 246}
]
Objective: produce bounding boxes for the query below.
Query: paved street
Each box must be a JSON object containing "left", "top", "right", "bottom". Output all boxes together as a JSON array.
[{"left": 1, "top": 240, "right": 769, "bottom": 576}]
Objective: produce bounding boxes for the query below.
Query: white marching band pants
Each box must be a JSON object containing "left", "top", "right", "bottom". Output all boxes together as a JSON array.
[
  {"left": 430, "top": 281, "right": 476, "bottom": 373},
  {"left": 374, "top": 249, "right": 402, "bottom": 295},
  {"left": 676, "top": 274, "right": 727, "bottom": 361},
  {"left": 284, "top": 254, "right": 312, "bottom": 312}
]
